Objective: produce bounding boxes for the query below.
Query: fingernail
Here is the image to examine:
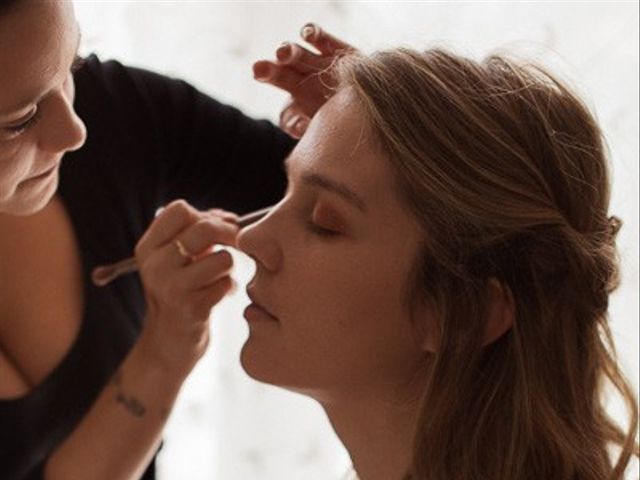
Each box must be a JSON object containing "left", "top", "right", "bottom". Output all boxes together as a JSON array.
[
  {"left": 286, "top": 115, "right": 300, "bottom": 130},
  {"left": 208, "top": 208, "right": 238, "bottom": 220},
  {"left": 301, "top": 23, "right": 316, "bottom": 41},
  {"left": 276, "top": 42, "right": 292, "bottom": 62},
  {"left": 293, "top": 117, "right": 310, "bottom": 137},
  {"left": 253, "top": 62, "right": 271, "bottom": 81}
]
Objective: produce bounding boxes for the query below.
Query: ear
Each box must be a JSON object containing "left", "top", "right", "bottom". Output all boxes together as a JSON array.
[
  {"left": 482, "top": 278, "right": 515, "bottom": 347},
  {"left": 414, "top": 278, "right": 515, "bottom": 353}
]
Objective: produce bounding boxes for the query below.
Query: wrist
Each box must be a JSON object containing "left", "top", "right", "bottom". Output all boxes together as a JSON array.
[{"left": 133, "top": 330, "right": 190, "bottom": 388}]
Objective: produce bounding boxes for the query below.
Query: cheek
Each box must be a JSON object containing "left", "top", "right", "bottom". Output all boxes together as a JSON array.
[
  {"left": 280, "top": 245, "right": 421, "bottom": 389},
  {"left": 0, "top": 146, "right": 35, "bottom": 198},
  {"left": 63, "top": 74, "right": 76, "bottom": 102},
  {"left": 285, "top": 243, "right": 413, "bottom": 348}
]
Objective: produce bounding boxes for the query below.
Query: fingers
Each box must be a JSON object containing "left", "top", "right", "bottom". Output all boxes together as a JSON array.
[
  {"left": 136, "top": 201, "right": 241, "bottom": 298},
  {"left": 159, "top": 218, "right": 238, "bottom": 271},
  {"left": 279, "top": 98, "right": 310, "bottom": 139},
  {"left": 300, "top": 23, "right": 355, "bottom": 56},
  {"left": 207, "top": 208, "right": 239, "bottom": 224},
  {"left": 253, "top": 23, "right": 355, "bottom": 139},
  {"left": 275, "top": 42, "right": 333, "bottom": 75},
  {"left": 178, "top": 249, "right": 234, "bottom": 290},
  {"left": 135, "top": 202, "right": 240, "bottom": 376},
  {"left": 179, "top": 216, "right": 239, "bottom": 255},
  {"left": 136, "top": 200, "right": 200, "bottom": 256},
  {"left": 282, "top": 115, "right": 310, "bottom": 140},
  {"left": 189, "top": 276, "right": 235, "bottom": 320},
  {"left": 253, "top": 60, "right": 306, "bottom": 93},
  {"left": 137, "top": 201, "right": 239, "bottom": 261}
]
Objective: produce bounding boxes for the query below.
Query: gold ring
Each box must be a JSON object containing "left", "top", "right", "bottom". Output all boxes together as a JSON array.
[{"left": 174, "top": 239, "right": 192, "bottom": 259}]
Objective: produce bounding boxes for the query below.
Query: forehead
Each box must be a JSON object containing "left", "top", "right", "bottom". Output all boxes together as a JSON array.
[
  {"left": 0, "top": 1, "right": 76, "bottom": 115},
  {"left": 292, "top": 88, "right": 425, "bottom": 256},
  {"left": 290, "top": 89, "right": 398, "bottom": 207}
]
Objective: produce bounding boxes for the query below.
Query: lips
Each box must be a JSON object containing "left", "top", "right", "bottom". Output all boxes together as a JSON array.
[{"left": 246, "top": 288, "right": 278, "bottom": 321}]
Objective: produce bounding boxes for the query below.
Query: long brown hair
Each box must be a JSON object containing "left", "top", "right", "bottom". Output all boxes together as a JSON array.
[{"left": 336, "top": 48, "right": 639, "bottom": 479}]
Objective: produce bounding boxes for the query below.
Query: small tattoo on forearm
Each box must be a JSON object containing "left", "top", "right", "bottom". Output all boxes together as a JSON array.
[{"left": 112, "top": 370, "right": 147, "bottom": 418}]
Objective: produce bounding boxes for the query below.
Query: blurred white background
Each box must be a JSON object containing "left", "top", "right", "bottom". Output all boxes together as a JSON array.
[{"left": 73, "top": 2, "right": 639, "bottom": 479}]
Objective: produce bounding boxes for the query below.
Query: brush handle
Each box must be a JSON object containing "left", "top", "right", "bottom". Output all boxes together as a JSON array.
[{"left": 91, "top": 206, "right": 272, "bottom": 287}]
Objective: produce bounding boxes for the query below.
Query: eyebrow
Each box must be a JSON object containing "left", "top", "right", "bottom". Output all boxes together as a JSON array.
[
  {"left": 284, "top": 155, "right": 367, "bottom": 213},
  {"left": 0, "top": 28, "right": 82, "bottom": 118}
]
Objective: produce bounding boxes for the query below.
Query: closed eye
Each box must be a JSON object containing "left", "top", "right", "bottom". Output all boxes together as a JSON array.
[
  {"left": 5, "top": 110, "right": 41, "bottom": 135},
  {"left": 306, "top": 221, "right": 340, "bottom": 237},
  {"left": 2, "top": 56, "right": 84, "bottom": 139}
]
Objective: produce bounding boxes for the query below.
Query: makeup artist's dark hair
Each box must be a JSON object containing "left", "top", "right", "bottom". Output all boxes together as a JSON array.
[{"left": 337, "top": 49, "right": 638, "bottom": 480}]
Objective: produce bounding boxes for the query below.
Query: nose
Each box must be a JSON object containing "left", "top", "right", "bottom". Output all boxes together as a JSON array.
[
  {"left": 37, "top": 82, "right": 87, "bottom": 155},
  {"left": 237, "top": 212, "right": 283, "bottom": 273}
]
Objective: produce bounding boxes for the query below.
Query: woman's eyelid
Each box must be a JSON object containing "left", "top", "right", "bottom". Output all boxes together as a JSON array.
[
  {"left": 312, "top": 202, "right": 347, "bottom": 231},
  {"left": 3, "top": 54, "right": 80, "bottom": 131},
  {"left": 284, "top": 172, "right": 349, "bottom": 230},
  {"left": 2, "top": 110, "right": 40, "bottom": 137},
  {"left": 5, "top": 107, "right": 38, "bottom": 128}
]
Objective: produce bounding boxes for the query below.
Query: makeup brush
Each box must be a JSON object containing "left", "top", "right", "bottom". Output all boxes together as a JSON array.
[{"left": 91, "top": 206, "right": 272, "bottom": 287}]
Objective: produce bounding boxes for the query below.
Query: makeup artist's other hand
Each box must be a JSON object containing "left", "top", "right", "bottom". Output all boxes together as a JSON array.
[
  {"left": 253, "top": 23, "right": 356, "bottom": 139},
  {"left": 133, "top": 200, "right": 239, "bottom": 378}
]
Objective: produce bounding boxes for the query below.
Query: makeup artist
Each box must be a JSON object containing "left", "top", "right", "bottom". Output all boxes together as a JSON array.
[{"left": 0, "top": 1, "right": 347, "bottom": 478}]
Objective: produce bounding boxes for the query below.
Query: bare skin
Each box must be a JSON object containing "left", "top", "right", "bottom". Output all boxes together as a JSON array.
[
  {"left": 0, "top": 196, "right": 83, "bottom": 397},
  {"left": 237, "top": 90, "right": 514, "bottom": 480},
  {"left": 0, "top": 0, "right": 86, "bottom": 398},
  {"left": 0, "top": 5, "right": 349, "bottom": 477},
  {"left": 1, "top": 7, "right": 512, "bottom": 477},
  {"left": 237, "top": 90, "right": 427, "bottom": 479},
  {"left": 253, "top": 22, "right": 355, "bottom": 139},
  {"left": 0, "top": 14, "right": 347, "bottom": 397},
  {"left": 0, "top": 2, "right": 238, "bottom": 478},
  {"left": 0, "top": 9, "right": 339, "bottom": 398}
]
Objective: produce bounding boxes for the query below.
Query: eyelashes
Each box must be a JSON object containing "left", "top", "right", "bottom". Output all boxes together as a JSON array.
[
  {"left": 5, "top": 109, "right": 42, "bottom": 135},
  {"left": 306, "top": 221, "right": 340, "bottom": 237},
  {"left": 306, "top": 205, "right": 343, "bottom": 236}
]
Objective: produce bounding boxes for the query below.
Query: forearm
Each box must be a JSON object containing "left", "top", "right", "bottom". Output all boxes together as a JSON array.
[{"left": 44, "top": 335, "right": 184, "bottom": 480}]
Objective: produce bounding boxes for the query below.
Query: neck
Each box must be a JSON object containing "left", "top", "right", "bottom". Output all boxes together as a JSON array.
[{"left": 322, "top": 384, "right": 423, "bottom": 480}]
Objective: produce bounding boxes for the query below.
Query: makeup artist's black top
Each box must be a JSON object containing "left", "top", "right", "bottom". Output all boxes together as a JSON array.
[{"left": 0, "top": 55, "right": 293, "bottom": 480}]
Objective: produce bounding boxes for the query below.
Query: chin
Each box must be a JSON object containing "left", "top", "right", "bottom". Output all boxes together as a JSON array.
[
  {"left": 239, "top": 340, "right": 323, "bottom": 400},
  {"left": 239, "top": 340, "right": 294, "bottom": 388},
  {"left": 239, "top": 342, "right": 269, "bottom": 382}
]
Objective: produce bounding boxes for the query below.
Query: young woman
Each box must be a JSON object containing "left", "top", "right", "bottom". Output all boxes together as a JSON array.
[
  {"left": 0, "top": 0, "right": 341, "bottom": 478},
  {"left": 237, "top": 48, "right": 640, "bottom": 479}
]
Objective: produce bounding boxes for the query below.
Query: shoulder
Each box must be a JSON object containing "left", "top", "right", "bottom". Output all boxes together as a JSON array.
[
  {"left": 73, "top": 54, "right": 201, "bottom": 115},
  {"left": 71, "top": 53, "right": 225, "bottom": 153}
]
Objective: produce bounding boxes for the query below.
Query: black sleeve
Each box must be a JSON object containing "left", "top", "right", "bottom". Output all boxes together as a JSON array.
[{"left": 72, "top": 55, "right": 295, "bottom": 215}]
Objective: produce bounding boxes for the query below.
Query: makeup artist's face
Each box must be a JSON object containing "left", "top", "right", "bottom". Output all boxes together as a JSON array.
[
  {"left": 0, "top": 0, "right": 86, "bottom": 216},
  {"left": 237, "top": 89, "right": 431, "bottom": 402}
]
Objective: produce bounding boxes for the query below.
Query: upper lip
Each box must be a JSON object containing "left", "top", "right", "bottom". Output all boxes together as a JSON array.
[{"left": 246, "top": 287, "right": 278, "bottom": 319}]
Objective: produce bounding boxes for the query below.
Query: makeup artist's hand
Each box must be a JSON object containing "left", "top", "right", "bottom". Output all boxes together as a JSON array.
[
  {"left": 253, "top": 23, "right": 356, "bottom": 139},
  {"left": 133, "top": 200, "right": 239, "bottom": 378}
]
